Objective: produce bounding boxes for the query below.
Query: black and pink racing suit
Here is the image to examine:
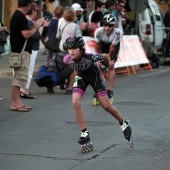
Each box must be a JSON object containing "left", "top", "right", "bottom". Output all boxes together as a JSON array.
[{"left": 63, "top": 53, "right": 107, "bottom": 97}]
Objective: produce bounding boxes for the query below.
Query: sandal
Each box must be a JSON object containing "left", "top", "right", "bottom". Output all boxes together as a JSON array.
[
  {"left": 20, "top": 92, "right": 36, "bottom": 99},
  {"left": 22, "top": 105, "right": 32, "bottom": 110},
  {"left": 10, "top": 107, "right": 29, "bottom": 112}
]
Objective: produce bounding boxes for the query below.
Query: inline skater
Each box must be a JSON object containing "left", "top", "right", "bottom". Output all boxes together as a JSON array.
[
  {"left": 94, "top": 14, "right": 122, "bottom": 104},
  {"left": 63, "top": 36, "right": 133, "bottom": 153}
]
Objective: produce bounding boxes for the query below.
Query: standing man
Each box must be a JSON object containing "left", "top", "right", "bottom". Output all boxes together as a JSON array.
[
  {"left": 94, "top": 14, "right": 122, "bottom": 103},
  {"left": 10, "top": 0, "right": 44, "bottom": 112}
]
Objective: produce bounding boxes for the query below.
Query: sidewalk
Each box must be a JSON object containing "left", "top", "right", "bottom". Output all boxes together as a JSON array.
[{"left": 0, "top": 48, "right": 46, "bottom": 78}]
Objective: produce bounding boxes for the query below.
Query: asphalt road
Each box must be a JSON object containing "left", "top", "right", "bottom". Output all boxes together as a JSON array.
[{"left": 0, "top": 66, "right": 170, "bottom": 170}]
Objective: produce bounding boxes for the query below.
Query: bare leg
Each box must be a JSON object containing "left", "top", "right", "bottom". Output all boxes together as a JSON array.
[
  {"left": 67, "top": 71, "right": 76, "bottom": 90},
  {"left": 72, "top": 93, "right": 86, "bottom": 130},
  {"left": 11, "top": 85, "right": 28, "bottom": 110},
  {"left": 99, "top": 95, "right": 134, "bottom": 147},
  {"left": 98, "top": 95, "right": 123, "bottom": 122},
  {"left": 108, "top": 68, "right": 115, "bottom": 90}
]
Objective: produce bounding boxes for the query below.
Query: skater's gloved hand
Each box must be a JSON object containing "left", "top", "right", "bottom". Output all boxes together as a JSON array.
[{"left": 100, "top": 64, "right": 108, "bottom": 71}]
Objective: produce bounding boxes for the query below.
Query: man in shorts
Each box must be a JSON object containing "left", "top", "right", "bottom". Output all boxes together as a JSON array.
[{"left": 10, "top": 0, "right": 44, "bottom": 112}]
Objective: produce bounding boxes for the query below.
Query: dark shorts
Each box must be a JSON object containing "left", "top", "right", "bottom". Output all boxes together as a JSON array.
[
  {"left": 72, "top": 71, "right": 107, "bottom": 97},
  {"left": 101, "top": 41, "right": 120, "bottom": 61}
]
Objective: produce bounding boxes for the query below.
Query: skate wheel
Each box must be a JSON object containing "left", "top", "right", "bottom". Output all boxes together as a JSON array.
[
  {"left": 89, "top": 145, "right": 93, "bottom": 151},
  {"left": 80, "top": 142, "right": 94, "bottom": 153},
  {"left": 81, "top": 146, "right": 86, "bottom": 153},
  {"left": 87, "top": 147, "right": 92, "bottom": 152},
  {"left": 109, "top": 97, "right": 113, "bottom": 105},
  {"left": 128, "top": 136, "right": 134, "bottom": 148},
  {"left": 96, "top": 100, "right": 100, "bottom": 105},
  {"left": 93, "top": 98, "right": 97, "bottom": 106}
]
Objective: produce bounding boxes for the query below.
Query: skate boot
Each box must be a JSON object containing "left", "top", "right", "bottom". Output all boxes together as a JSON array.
[
  {"left": 78, "top": 130, "right": 93, "bottom": 153},
  {"left": 120, "top": 118, "right": 134, "bottom": 148},
  {"left": 93, "top": 93, "right": 100, "bottom": 106},
  {"left": 107, "top": 90, "right": 114, "bottom": 104}
]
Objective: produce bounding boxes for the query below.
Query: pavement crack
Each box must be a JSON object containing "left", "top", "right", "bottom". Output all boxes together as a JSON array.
[
  {"left": 99, "top": 144, "right": 117, "bottom": 154},
  {"left": 0, "top": 152, "right": 80, "bottom": 161},
  {"left": 146, "top": 114, "right": 168, "bottom": 127},
  {"left": 69, "top": 144, "right": 117, "bottom": 170},
  {"left": 153, "top": 149, "right": 170, "bottom": 158}
]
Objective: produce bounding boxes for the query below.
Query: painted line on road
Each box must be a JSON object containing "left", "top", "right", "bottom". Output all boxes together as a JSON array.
[{"left": 139, "top": 69, "right": 170, "bottom": 77}]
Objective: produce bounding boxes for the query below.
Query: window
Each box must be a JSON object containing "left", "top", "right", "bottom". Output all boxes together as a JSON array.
[{"left": 150, "top": 5, "right": 161, "bottom": 21}]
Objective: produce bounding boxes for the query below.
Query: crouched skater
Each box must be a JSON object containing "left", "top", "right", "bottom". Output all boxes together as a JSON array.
[{"left": 63, "top": 36, "right": 134, "bottom": 153}]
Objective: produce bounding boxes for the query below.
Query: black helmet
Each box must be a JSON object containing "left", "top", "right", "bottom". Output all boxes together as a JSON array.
[
  {"left": 65, "top": 36, "right": 85, "bottom": 49},
  {"left": 103, "top": 14, "right": 117, "bottom": 25}
]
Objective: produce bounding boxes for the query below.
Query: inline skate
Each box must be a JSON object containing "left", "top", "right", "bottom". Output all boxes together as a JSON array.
[
  {"left": 107, "top": 90, "right": 114, "bottom": 104},
  {"left": 78, "top": 130, "right": 93, "bottom": 153},
  {"left": 93, "top": 93, "right": 100, "bottom": 106},
  {"left": 120, "top": 118, "right": 134, "bottom": 147}
]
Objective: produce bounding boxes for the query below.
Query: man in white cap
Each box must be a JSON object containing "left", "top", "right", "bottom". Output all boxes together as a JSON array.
[{"left": 71, "top": 3, "right": 88, "bottom": 35}]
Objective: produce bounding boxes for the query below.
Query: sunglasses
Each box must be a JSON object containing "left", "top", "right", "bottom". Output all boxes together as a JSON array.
[{"left": 104, "top": 24, "right": 114, "bottom": 27}]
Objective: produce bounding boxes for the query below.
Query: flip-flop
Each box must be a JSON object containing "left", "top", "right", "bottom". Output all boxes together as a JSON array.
[
  {"left": 10, "top": 107, "right": 29, "bottom": 112},
  {"left": 22, "top": 105, "right": 32, "bottom": 110}
]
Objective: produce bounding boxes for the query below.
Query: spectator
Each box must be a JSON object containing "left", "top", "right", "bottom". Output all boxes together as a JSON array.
[
  {"left": 88, "top": 1, "right": 105, "bottom": 27},
  {"left": 32, "top": 0, "right": 43, "bottom": 16},
  {"left": 80, "top": 0, "right": 93, "bottom": 16},
  {"left": 84, "top": 0, "right": 93, "bottom": 8},
  {"left": 41, "top": 3, "right": 53, "bottom": 54},
  {"left": 71, "top": 3, "right": 87, "bottom": 35},
  {"left": 33, "top": 0, "right": 44, "bottom": 37},
  {"left": 113, "top": 0, "right": 128, "bottom": 32},
  {"left": 46, "top": 5, "right": 64, "bottom": 62},
  {"left": 0, "top": 18, "right": 7, "bottom": 55},
  {"left": 20, "top": 2, "right": 42, "bottom": 99},
  {"left": 88, "top": 11, "right": 102, "bottom": 37},
  {"left": 57, "top": 6, "right": 71, "bottom": 31},
  {"left": 9, "top": 0, "right": 44, "bottom": 112},
  {"left": 103, "top": 0, "right": 116, "bottom": 16},
  {"left": 164, "top": 3, "right": 170, "bottom": 58},
  {"left": 80, "top": 1, "right": 89, "bottom": 36},
  {"left": 57, "top": 7, "right": 81, "bottom": 52},
  {"left": 45, "top": 51, "right": 76, "bottom": 94}
]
